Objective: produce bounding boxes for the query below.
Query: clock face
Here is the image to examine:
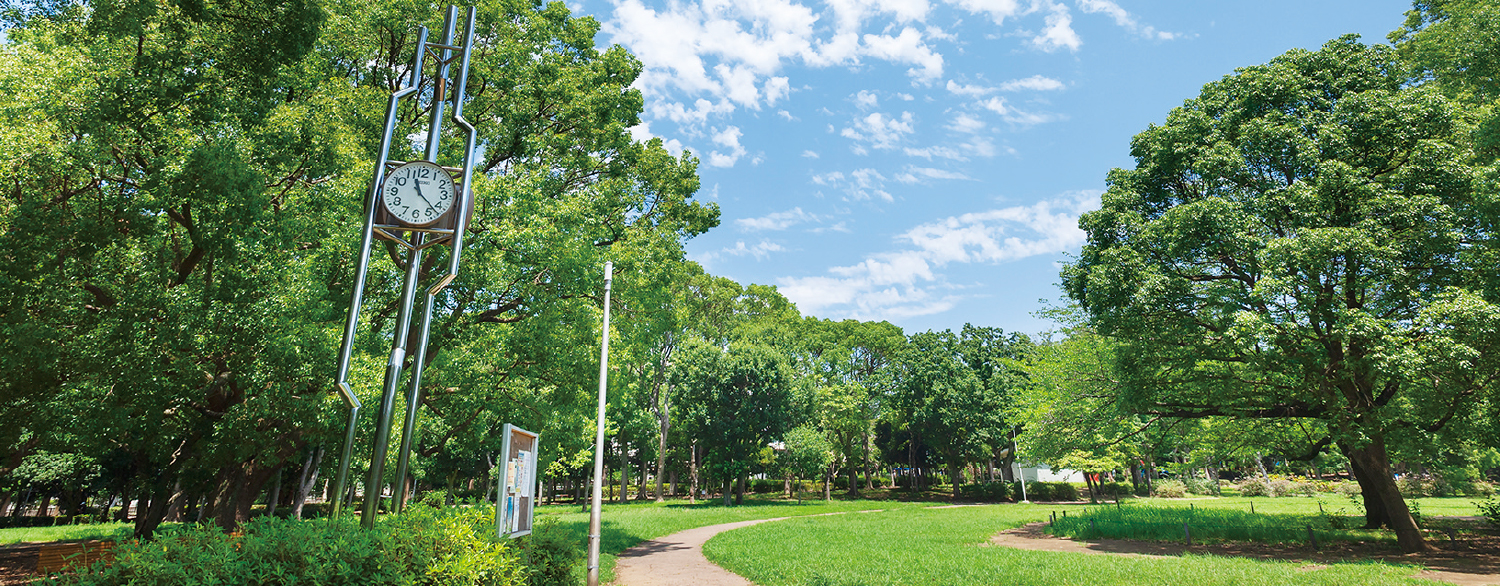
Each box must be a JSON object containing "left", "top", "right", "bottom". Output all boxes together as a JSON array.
[{"left": 382, "top": 161, "right": 456, "bottom": 226}]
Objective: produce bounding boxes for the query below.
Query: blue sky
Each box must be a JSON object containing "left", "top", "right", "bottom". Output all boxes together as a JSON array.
[{"left": 571, "top": 0, "right": 1412, "bottom": 336}]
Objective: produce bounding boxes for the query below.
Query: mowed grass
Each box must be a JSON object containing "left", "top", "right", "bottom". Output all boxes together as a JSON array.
[
  {"left": 537, "top": 497, "right": 931, "bottom": 583},
  {"left": 704, "top": 504, "right": 1441, "bottom": 586},
  {"left": 0, "top": 522, "right": 135, "bottom": 545},
  {"left": 1047, "top": 504, "right": 1386, "bottom": 544}
]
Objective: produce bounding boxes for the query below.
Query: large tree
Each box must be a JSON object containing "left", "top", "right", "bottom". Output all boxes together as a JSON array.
[
  {"left": 0, "top": 0, "right": 716, "bottom": 535},
  {"left": 1061, "top": 36, "right": 1500, "bottom": 552}
]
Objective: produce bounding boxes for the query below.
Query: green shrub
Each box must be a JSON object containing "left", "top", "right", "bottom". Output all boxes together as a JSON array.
[
  {"left": 1181, "top": 478, "right": 1216, "bottom": 496},
  {"left": 1050, "top": 482, "right": 1080, "bottom": 501},
  {"left": 1151, "top": 479, "right": 1187, "bottom": 498},
  {"left": 1479, "top": 497, "right": 1500, "bottom": 527},
  {"left": 1334, "top": 481, "right": 1363, "bottom": 499},
  {"left": 1023, "top": 482, "right": 1052, "bottom": 501},
  {"left": 956, "top": 482, "right": 1010, "bottom": 502},
  {"left": 751, "top": 479, "right": 782, "bottom": 493},
  {"left": 51, "top": 507, "right": 526, "bottom": 586},
  {"left": 1096, "top": 482, "right": 1133, "bottom": 498},
  {"left": 1237, "top": 478, "right": 1270, "bottom": 497},
  {"left": 1397, "top": 475, "right": 1428, "bottom": 498},
  {"left": 519, "top": 517, "right": 581, "bottom": 586}
]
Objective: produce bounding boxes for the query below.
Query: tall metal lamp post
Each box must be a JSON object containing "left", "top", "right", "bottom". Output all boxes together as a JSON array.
[{"left": 586, "top": 262, "right": 613, "bottom": 586}]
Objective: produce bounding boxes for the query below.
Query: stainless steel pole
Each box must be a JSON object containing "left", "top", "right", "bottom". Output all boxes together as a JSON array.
[
  {"left": 586, "top": 262, "right": 613, "bottom": 586},
  {"left": 393, "top": 290, "right": 434, "bottom": 512},
  {"left": 332, "top": 24, "right": 427, "bottom": 518},
  {"left": 362, "top": 235, "right": 426, "bottom": 529}
]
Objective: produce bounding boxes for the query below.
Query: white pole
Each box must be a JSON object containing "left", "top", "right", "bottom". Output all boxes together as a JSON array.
[{"left": 586, "top": 261, "right": 613, "bottom": 586}]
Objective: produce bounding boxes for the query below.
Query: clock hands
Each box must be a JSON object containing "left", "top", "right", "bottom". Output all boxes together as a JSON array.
[{"left": 410, "top": 177, "right": 437, "bottom": 211}]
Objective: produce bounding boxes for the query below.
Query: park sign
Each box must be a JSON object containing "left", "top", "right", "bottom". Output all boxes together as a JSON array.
[{"left": 497, "top": 424, "right": 540, "bottom": 538}]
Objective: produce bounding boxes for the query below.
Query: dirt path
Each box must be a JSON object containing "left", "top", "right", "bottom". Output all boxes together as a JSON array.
[
  {"left": 987, "top": 522, "right": 1500, "bottom": 586},
  {"left": 612, "top": 511, "right": 884, "bottom": 586}
]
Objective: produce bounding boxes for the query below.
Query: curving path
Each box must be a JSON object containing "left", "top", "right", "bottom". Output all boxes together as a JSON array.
[
  {"left": 612, "top": 511, "right": 883, "bottom": 586},
  {"left": 613, "top": 517, "right": 788, "bottom": 586}
]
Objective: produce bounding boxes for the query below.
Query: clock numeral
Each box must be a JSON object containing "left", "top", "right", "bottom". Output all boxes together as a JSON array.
[
  {"left": 419, "top": 167, "right": 431, "bottom": 179},
  {"left": 394, "top": 176, "right": 407, "bottom": 186},
  {"left": 391, "top": 197, "right": 401, "bottom": 207}
]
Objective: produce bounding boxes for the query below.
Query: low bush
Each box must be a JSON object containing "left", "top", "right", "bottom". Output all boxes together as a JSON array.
[
  {"left": 955, "top": 482, "right": 1009, "bottom": 502},
  {"left": 1151, "top": 479, "right": 1187, "bottom": 498},
  {"left": 751, "top": 479, "right": 782, "bottom": 494},
  {"left": 1050, "top": 482, "right": 1080, "bottom": 501},
  {"left": 1237, "top": 478, "right": 1269, "bottom": 497},
  {"left": 1267, "top": 479, "right": 1295, "bottom": 497},
  {"left": 50, "top": 507, "right": 527, "bottom": 586},
  {"left": 1095, "top": 482, "right": 1133, "bottom": 499},
  {"left": 1334, "top": 481, "right": 1364, "bottom": 499},
  {"left": 1479, "top": 497, "right": 1500, "bottom": 527},
  {"left": 518, "top": 517, "right": 581, "bottom": 586},
  {"left": 1181, "top": 478, "right": 1217, "bottom": 496}
]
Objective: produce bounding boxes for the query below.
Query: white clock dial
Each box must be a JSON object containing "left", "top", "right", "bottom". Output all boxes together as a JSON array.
[{"left": 382, "top": 161, "right": 456, "bottom": 226}]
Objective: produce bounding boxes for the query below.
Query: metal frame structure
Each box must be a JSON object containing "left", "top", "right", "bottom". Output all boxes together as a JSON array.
[{"left": 331, "top": 5, "right": 480, "bottom": 529}]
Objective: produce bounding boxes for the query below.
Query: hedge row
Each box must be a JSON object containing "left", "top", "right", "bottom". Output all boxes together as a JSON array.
[{"left": 45, "top": 506, "right": 579, "bottom": 586}]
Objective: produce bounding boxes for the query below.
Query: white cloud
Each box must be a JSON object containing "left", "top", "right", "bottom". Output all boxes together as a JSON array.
[
  {"left": 855, "top": 90, "right": 880, "bottom": 109},
  {"left": 904, "top": 145, "right": 967, "bottom": 160},
  {"left": 722, "top": 239, "right": 786, "bottom": 260},
  {"left": 802, "top": 149, "right": 820, "bottom": 158},
  {"left": 736, "top": 207, "right": 820, "bottom": 231},
  {"left": 764, "top": 76, "right": 791, "bottom": 106},
  {"left": 862, "top": 27, "right": 945, "bottom": 82},
  {"left": 777, "top": 191, "right": 1101, "bottom": 321},
  {"left": 947, "top": 112, "right": 986, "bottom": 133},
  {"left": 708, "top": 126, "right": 747, "bottom": 167},
  {"left": 1077, "top": 0, "right": 1178, "bottom": 40},
  {"left": 779, "top": 110, "right": 796, "bottom": 121},
  {"left": 943, "top": 0, "right": 1022, "bottom": 25},
  {"left": 894, "top": 166, "right": 971, "bottom": 183},
  {"left": 979, "top": 96, "right": 1060, "bottom": 126},
  {"left": 812, "top": 167, "right": 896, "bottom": 202},
  {"left": 945, "top": 79, "right": 995, "bottom": 96},
  {"left": 998, "top": 74, "right": 1065, "bottom": 91},
  {"left": 841, "top": 111, "right": 916, "bottom": 149},
  {"left": 1031, "top": 1, "right": 1081, "bottom": 52}
]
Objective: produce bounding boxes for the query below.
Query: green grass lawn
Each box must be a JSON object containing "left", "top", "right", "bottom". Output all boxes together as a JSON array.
[
  {"left": 536, "top": 496, "right": 934, "bottom": 583},
  {"left": 0, "top": 522, "right": 135, "bottom": 545},
  {"left": 703, "top": 504, "right": 1443, "bottom": 586},
  {"left": 1047, "top": 504, "right": 1389, "bottom": 544}
]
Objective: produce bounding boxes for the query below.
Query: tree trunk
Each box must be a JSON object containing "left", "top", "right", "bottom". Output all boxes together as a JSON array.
[
  {"left": 1341, "top": 438, "right": 1429, "bottom": 552},
  {"left": 847, "top": 461, "right": 860, "bottom": 496},
  {"left": 292, "top": 447, "right": 323, "bottom": 519},
  {"left": 266, "top": 469, "right": 282, "bottom": 518},
  {"left": 669, "top": 470, "right": 677, "bottom": 498},
  {"left": 735, "top": 473, "right": 746, "bottom": 506},
  {"left": 637, "top": 450, "right": 648, "bottom": 501},
  {"left": 862, "top": 430, "right": 875, "bottom": 491},
  {"left": 823, "top": 466, "right": 832, "bottom": 501},
  {"left": 689, "top": 442, "right": 699, "bottom": 505},
  {"left": 722, "top": 478, "right": 731, "bottom": 506},
  {"left": 619, "top": 442, "right": 629, "bottom": 504},
  {"left": 654, "top": 406, "right": 670, "bottom": 503},
  {"left": 947, "top": 461, "right": 962, "bottom": 492}
]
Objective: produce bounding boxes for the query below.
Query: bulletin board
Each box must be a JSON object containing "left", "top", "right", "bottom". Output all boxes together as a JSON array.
[{"left": 496, "top": 423, "right": 539, "bottom": 538}]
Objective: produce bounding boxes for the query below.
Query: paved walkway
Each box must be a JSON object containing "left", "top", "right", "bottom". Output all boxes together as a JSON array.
[
  {"left": 613, "top": 517, "right": 788, "bottom": 586},
  {"left": 613, "top": 511, "right": 883, "bottom": 586}
]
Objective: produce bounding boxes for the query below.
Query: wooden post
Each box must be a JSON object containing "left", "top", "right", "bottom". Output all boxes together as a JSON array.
[
  {"left": 1184, "top": 523, "right": 1192, "bottom": 546},
  {"left": 1308, "top": 525, "right": 1319, "bottom": 550}
]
